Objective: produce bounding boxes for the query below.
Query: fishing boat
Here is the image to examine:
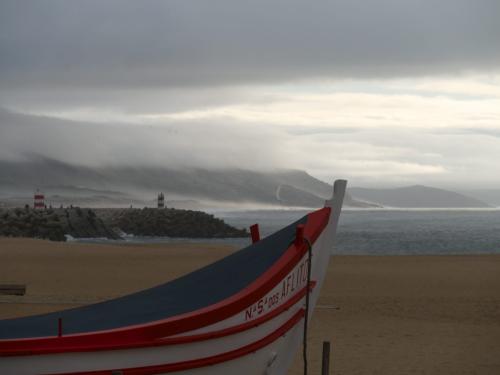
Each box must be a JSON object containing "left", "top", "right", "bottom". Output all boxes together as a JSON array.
[{"left": 0, "top": 180, "right": 347, "bottom": 375}]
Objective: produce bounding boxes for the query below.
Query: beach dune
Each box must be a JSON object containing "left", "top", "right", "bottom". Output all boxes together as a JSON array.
[{"left": 1, "top": 238, "right": 499, "bottom": 374}]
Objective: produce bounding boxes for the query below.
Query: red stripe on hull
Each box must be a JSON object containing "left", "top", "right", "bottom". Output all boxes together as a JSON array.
[
  {"left": 3, "top": 281, "right": 315, "bottom": 357},
  {"left": 52, "top": 309, "right": 305, "bottom": 375}
]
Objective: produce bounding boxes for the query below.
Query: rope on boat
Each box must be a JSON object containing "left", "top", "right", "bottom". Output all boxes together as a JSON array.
[{"left": 303, "top": 237, "right": 313, "bottom": 375}]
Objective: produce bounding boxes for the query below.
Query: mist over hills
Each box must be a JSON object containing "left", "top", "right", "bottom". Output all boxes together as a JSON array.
[
  {"left": 0, "top": 157, "right": 370, "bottom": 209},
  {"left": 458, "top": 190, "right": 500, "bottom": 207},
  {"left": 0, "top": 157, "right": 493, "bottom": 209},
  {"left": 349, "top": 185, "right": 491, "bottom": 208}
]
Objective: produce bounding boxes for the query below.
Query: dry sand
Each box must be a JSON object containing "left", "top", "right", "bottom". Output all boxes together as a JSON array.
[{"left": 1, "top": 237, "right": 499, "bottom": 374}]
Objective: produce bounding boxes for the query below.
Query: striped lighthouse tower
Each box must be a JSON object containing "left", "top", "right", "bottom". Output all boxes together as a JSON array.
[
  {"left": 157, "top": 192, "right": 165, "bottom": 209},
  {"left": 34, "top": 189, "right": 45, "bottom": 210}
]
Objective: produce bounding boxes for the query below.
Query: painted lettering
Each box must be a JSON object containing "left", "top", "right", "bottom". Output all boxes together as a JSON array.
[{"left": 244, "top": 257, "right": 311, "bottom": 322}]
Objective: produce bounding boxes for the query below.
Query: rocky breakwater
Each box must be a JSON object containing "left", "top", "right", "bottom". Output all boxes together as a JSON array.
[
  {"left": 0, "top": 207, "right": 119, "bottom": 241},
  {"left": 96, "top": 208, "right": 248, "bottom": 238},
  {"left": 0, "top": 207, "right": 248, "bottom": 241}
]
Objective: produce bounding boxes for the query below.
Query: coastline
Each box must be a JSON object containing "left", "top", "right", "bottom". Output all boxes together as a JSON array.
[{"left": 1, "top": 238, "right": 499, "bottom": 374}]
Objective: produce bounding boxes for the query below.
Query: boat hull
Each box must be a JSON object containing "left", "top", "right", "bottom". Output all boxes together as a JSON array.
[{"left": 0, "top": 180, "right": 347, "bottom": 375}]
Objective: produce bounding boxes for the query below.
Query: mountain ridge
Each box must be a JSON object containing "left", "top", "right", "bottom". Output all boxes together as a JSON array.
[
  {"left": 349, "top": 185, "right": 490, "bottom": 208},
  {"left": 0, "top": 157, "right": 491, "bottom": 209},
  {"left": 0, "top": 157, "right": 372, "bottom": 208}
]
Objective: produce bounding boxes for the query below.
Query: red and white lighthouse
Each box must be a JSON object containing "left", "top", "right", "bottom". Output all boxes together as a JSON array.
[
  {"left": 34, "top": 189, "right": 45, "bottom": 209},
  {"left": 157, "top": 192, "right": 165, "bottom": 209}
]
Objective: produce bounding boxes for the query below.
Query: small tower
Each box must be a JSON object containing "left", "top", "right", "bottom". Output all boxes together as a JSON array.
[
  {"left": 157, "top": 192, "right": 165, "bottom": 209},
  {"left": 34, "top": 189, "right": 45, "bottom": 209}
]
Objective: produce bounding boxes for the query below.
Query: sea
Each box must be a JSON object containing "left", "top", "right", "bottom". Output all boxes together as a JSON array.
[
  {"left": 76, "top": 209, "right": 500, "bottom": 255},
  {"left": 218, "top": 209, "right": 500, "bottom": 255}
]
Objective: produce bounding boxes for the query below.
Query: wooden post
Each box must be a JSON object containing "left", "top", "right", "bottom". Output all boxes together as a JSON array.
[
  {"left": 295, "top": 224, "right": 304, "bottom": 247},
  {"left": 58, "top": 318, "right": 63, "bottom": 337},
  {"left": 250, "top": 224, "right": 260, "bottom": 243},
  {"left": 321, "top": 341, "right": 331, "bottom": 375}
]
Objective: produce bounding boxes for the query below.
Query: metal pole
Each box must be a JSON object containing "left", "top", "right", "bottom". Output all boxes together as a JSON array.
[{"left": 321, "top": 341, "right": 331, "bottom": 375}]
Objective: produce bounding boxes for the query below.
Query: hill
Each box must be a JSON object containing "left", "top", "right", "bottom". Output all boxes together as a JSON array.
[
  {"left": 349, "top": 185, "right": 490, "bottom": 208},
  {"left": 0, "top": 157, "right": 372, "bottom": 208},
  {"left": 459, "top": 189, "right": 500, "bottom": 207}
]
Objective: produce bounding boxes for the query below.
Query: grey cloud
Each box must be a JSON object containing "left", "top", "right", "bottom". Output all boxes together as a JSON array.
[
  {"left": 285, "top": 126, "right": 363, "bottom": 136},
  {"left": 3, "top": 108, "right": 500, "bottom": 189},
  {"left": 0, "top": 86, "right": 276, "bottom": 115},
  {"left": 0, "top": 108, "right": 287, "bottom": 170},
  {"left": 1, "top": 0, "right": 499, "bottom": 91},
  {"left": 458, "top": 127, "right": 500, "bottom": 139}
]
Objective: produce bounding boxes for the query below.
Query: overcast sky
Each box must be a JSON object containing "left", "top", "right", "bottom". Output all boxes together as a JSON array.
[{"left": 1, "top": 1, "right": 500, "bottom": 188}]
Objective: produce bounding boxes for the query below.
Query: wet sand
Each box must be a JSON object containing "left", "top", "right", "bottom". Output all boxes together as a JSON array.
[{"left": 1, "top": 238, "right": 499, "bottom": 374}]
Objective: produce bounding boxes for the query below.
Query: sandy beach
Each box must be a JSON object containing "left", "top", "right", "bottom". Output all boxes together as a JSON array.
[{"left": 1, "top": 238, "right": 499, "bottom": 374}]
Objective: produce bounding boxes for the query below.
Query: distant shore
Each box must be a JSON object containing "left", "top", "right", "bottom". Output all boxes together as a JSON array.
[{"left": 1, "top": 237, "right": 499, "bottom": 374}]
